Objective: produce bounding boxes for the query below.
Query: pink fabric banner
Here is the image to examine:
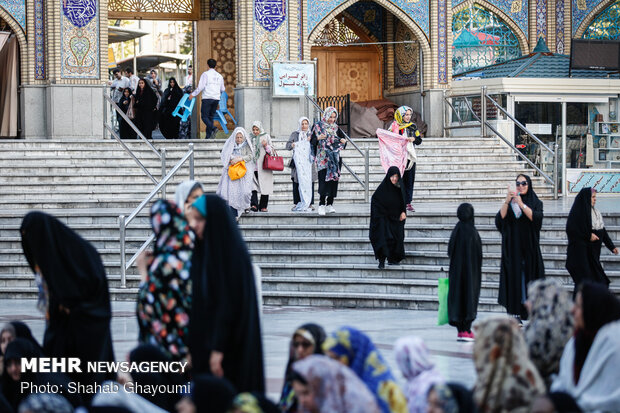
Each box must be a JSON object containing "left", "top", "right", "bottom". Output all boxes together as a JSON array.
[{"left": 376, "top": 128, "right": 408, "bottom": 176}]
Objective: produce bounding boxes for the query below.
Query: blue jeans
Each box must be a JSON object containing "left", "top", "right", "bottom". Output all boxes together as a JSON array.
[{"left": 200, "top": 98, "right": 219, "bottom": 138}]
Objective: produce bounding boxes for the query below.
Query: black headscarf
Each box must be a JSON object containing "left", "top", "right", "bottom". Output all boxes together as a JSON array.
[
  {"left": 9, "top": 321, "right": 43, "bottom": 354},
  {"left": 566, "top": 187, "right": 593, "bottom": 241},
  {"left": 190, "top": 374, "right": 237, "bottom": 413},
  {"left": 1, "top": 339, "right": 83, "bottom": 410},
  {"left": 189, "top": 194, "right": 265, "bottom": 393},
  {"left": 565, "top": 187, "right": 611, "bottom": 286},
  {"left": 369, "top": 167, "right": 407, "bottom": 263},
  {"left": 135, "top": 77, "right": 158, "bottom": 106},
  {"left": 128, "top": 344, "right": 185, "bottom": 411},
  {"left": 20, "top": 212, "right": 115, "bottom": 400},
  {"left": 447, "top": 203, "right": 482, "bottom": 329},
  {"left": 372, "top": 166, "right": 407, "bottom": 218},
  {"left": 573, "top": 281, "right": 620, "bottom": 383},
  {"left": 280, "top": 323, "right": 327, "bottom": 412},
  {"left": 495, "top": 174, "right": 545, "bottom": 318}
]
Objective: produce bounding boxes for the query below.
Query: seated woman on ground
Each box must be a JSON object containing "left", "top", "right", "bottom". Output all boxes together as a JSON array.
[{"left": 280, "top": 323, "right": 327, "bottom": 412}]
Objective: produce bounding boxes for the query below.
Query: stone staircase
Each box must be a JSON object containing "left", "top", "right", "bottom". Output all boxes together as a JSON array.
[{"left": 0, "top": 135, "right": 568, "bottom": 306}]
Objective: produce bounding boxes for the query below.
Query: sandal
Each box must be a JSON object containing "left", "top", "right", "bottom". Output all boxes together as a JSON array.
[
  {"left": 250, "top": 206, "right": 258, "bottom": 212},
  {"left": 260, "top": 208, "right": 268, "bottom": 212}
]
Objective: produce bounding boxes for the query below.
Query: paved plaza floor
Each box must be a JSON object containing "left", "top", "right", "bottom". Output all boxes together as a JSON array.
[{"left": 0, "top": 300, "right": 494, "bottom": 400}]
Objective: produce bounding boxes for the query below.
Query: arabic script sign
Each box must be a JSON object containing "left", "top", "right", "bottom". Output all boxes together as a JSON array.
[
  {"left": 272, "top": 61, "right": 315, "bottom": 97},
  {"left": 62, "top": 0, "right": 97, "bottom": 28},
  {"left": 255, "top": 0, "right": 286, "bottom": 32}
]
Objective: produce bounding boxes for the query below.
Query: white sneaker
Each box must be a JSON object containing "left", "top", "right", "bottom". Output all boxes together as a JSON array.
[
  {"left": 326, "top": 205, "right": 336, "bottom": 214},
  {"left": 318, "top": 205, "right": 326, "bottom": 216}
]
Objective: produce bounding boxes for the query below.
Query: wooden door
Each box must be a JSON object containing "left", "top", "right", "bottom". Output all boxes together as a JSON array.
[
  {"left": 196, "top": 20, "right": 236, "bottom": 133},
  {"left": 312, "top": 46, "right": 382, "bottom": 102}
]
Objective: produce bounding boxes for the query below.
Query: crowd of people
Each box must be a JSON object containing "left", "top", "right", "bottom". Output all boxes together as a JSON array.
[
  {"left": 214, "top": 105, "right": 352, "bottom": 218},
  {"left": 1, "top": 217, "right": 619, "bottom": 413},
  {"left": 109, "top": 67, "right": 193, "bottom": 140}
]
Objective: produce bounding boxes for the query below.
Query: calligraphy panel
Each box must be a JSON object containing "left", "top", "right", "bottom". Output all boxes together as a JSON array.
[
  {"left": 61, "top": 0, "right": 100, "bottom": 79},
  {"left": 254, "top": 0, "right": 289, "bottom": 81},
  {"left": 255, "top": 0, "right": 286, "bottom": 31}
]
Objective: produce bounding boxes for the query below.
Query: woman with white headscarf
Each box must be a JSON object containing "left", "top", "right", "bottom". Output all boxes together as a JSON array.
[
  {"left": 249, "top": 121, "right": 274, "bottom": 212},
  {"left": 286, "top": 117, "right": 315, "bottom": 212},
  {"left": 173, "top": 180, "right": 204, "bottom": 216},
  {"left": 287, "top": 116, "right": 317, "bottom": 211},
  {"left": 217, "top": 127, "right": 255, "bottom": 218}
]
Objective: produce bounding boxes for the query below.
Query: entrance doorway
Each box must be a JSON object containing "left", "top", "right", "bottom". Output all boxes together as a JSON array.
[
  {"left": 0, "top": 17, "right": 20, "bottom": 138},
  {"left": 311, "top": 18, "right": 382, "bottom": 101}
]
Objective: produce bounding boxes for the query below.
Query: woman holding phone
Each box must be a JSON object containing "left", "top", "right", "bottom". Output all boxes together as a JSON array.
[{"left": 495, "top": 174, "right": 545, "bottom": 323}]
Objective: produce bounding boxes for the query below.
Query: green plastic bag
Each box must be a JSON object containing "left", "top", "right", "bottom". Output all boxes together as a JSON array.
[{"left": 437, "top": 277, "right": 449, "bottom": 326}]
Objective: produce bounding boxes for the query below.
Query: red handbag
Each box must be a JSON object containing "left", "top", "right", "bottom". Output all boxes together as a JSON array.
[{"left": 262, "top": 150, "right": 284, "bottom": 171}]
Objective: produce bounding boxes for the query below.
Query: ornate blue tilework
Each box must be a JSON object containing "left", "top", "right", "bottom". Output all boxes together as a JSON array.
[
  {"left": 256, "top": 0, "right": 287, "bottom": 31},
  {"left": 438, "top": 0, "right": 448, "bottom": 83},
  {"left": 346, "top": 1, "right": 385, "bottom": 41},
  {"left": 492, "top": 0, "right": 529, "bottom": 35},
  {"left": 298, "top": 0, "right": 303, "bottom": 59},
  {"left": 452, "top": 0, "right": 467, "bottom": 6},
  {"left": 307, "top": 0, "right": 429, "bottom": 38},
  {"left": 394, "top": 20, "right": 418, "bottom": 87},
  {"left": 391, "top": 0, "right": 429, "bottom": 36},
  {"left": 572, "top": 0, "right": 600, "bottom": 35},
  {"left": 211, "top": 0, "right": 233, "bottom": 19},
  {"left": 62, "top": 0, "right": 97, "bottom": 28},
  {"left": 556, "top": 0, "right": 565, "bottom": 52},
  {"left": 0, "top": 0, "right": 26, "bottom": 31},
  {"left": 60, "top": 0, "right": 100, "bottom": 79},
  {"left": 308, "top": 0, "right": 346, "bottom": 34},
  {"left": 254, "top": 0, "right": 289, "bottom": 81},
  {"left": 536, "top": 0, "right": 547, "bottom": 38},
  {"left": 35, "top": 0, "right": 45, "bottom": 79}
]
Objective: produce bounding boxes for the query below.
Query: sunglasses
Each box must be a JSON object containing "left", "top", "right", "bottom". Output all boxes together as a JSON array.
[
  {"left": 293, "top": 341, "right": 312, "bottom": 349},
  {"left": 515, "top": 180, "right": 528, "bottom": 187}
]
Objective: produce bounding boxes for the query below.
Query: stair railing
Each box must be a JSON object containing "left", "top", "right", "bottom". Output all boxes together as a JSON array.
[
  {"left": 304, "top": 91, "right": 370, "bottom": 202},
  {"left": 118, "top": 144, "right": 195, "bottom": 288},
  {"left": 103, "top": 89, "right": 169, "bottom": 198},
  {"left": 443, "top": 86, "right": 558, "bottom": 199}
]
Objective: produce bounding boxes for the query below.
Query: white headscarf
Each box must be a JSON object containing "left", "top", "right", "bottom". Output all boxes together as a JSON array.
[
  {"left": 173, "top": 180, "right": 204, "bottom": 212},
  {"left": 220, "top": 127, "right": 255, "bottom": 170},
  {"left": 592, "top": 207, "right": 605, "bottom": 230},
  {"left": 297, "top": 116, "right": 311, "bottom": 141}
]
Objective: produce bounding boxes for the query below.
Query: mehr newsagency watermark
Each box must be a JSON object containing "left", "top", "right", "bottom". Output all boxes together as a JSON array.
[{"left": 18, "top": 357, "right": 190, "bottom": 395}]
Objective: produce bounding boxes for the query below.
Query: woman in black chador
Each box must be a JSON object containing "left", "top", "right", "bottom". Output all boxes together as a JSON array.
[
  {"left": 134, "top": 77, "right": 159, "bottom": 139},
  {"left": 159, "top": 77, "right": 183, "bottom": 139},
  {"left": 369, "top": 166, "right": 407, "bottom": 269},
  {"left": 495, "top": 174, "right": 545, "bottom": 321},
  {"left": 118, "top": 87, "right": 136, "bottom": 139},
  {"left": 448, "top": 203, "right": 482, "bottom": 341},
  {"left": 20, "top": 212, "right": 115, "bottom": 402},
  {"left": 566, "top": 187, "right": 618, "bottom": 287},
  {"left": 186, "top": 194, "right": 265, "bottom": 393}
]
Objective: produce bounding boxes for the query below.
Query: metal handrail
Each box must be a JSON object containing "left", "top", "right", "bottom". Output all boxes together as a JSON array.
[
  {"left": 442, "top": 87, "right": 558, "bottom": 199},
  {"left": 304, "top": 92, "right": 370, "bottom": 201},
  {"left": 103, "top": 91, "right": 162, "bottom": 160},
  {"left": 118, "top": 144, "right": 195, "bottom": 287}
]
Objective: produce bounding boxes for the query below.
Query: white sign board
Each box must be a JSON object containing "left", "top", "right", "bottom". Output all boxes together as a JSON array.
[
  {"left": 525, "top": 123, "right": 552, "bottom": 135},
  {"left": 272, "top": 61, "right": 316, "bottom": 97}
]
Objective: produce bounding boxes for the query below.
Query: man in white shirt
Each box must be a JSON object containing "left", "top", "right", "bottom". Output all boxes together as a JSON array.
[
  {"left": 184, "top": 66, "right": 193, "bottom": 88},
  {"left": 108, "top": 68, "right": 130, "bottom": 103},
  {"left": 125, "top": 67, "right": 140, "bottom": 93},
  {"left": 189, "top": 58, "right": 225, "bottom": 139}
]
